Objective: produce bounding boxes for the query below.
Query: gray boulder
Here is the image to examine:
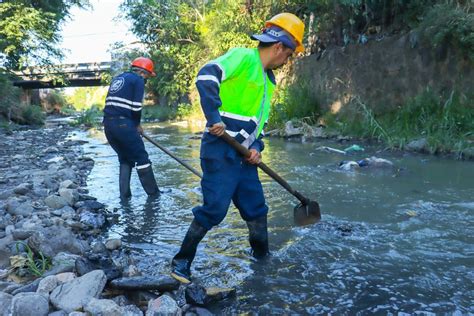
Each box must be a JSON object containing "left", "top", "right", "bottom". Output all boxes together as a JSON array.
[
  {"left": 44, "top": 195, "right": 68, "bottom": 210},
  {"left": 407, "top": 138, "right": 428, "bottom": 152},
  {"left": 27, "top": 226, "right": 90, "bottom": 258},
  {"left": 50, "top": 270, "right": 107, "bottom": 313},
  {"left": 0, "top": 292, "right": 13, "bottom": 316},
  {"left": 10, "top": 292, "right": 49, "bottom": 316},
  {"left": 146, "top": 295, "right": 181, "bottom": 316},
  {"left": 83, "top": 298, "right": 123, "bottom": 316}
]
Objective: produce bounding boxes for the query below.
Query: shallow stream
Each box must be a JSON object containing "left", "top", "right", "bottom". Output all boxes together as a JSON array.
[{"left": 77, "top": 122, "right": 473, "bottom": 314}]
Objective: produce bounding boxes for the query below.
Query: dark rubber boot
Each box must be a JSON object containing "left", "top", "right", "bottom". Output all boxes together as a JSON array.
[
  {"left": 119, "top": 163, "right": 132, "bottom": 199},
  {"left": 137, "top": 165, "right": 159, "bottom": 196},
  {"left": 171, "top": 219, "right": 208, "bottom": 284},
  {"left": 247, "top": 215, "right": 269, "bottom": 259}
]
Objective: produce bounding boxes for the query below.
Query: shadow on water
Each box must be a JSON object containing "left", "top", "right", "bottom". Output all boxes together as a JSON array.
[{"left": 74, "top": 123, "right": 474, "bottom": 314}]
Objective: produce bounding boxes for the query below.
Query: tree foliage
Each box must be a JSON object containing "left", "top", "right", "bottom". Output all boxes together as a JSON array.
[
  {"left": 119, "top": 0, "right": 471, "bottom": 107},
  {"left": 0, "top": 0, "right": 89, "bottom": 69}
]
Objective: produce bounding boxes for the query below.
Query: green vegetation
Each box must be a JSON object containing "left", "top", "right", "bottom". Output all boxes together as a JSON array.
[
  {"left": 269, "top": 78, "right": 322, "bottom": 128},
  {"left": 0, "top": 0, "right": 89, "bottom": 69},
  {"left": 66, "top": 87, "right": 107, "bottom": 111},
  {"left": 323, "top": 90, "right": 474, "bottom": 155},
  {"left": 72, "top": 106, "right": 102, "bottom": 127},
  {"left": 14, "top": 242, "right": 51, "bottom": 277},
  {"left": 118, "top": 0, "right": 472, "bottom": 109},
  {"left": 142, "top": 105, "right": 177, "bottom": 122},
  {"left": 419, "top": 4, "right": 474, "bottom": 62}
]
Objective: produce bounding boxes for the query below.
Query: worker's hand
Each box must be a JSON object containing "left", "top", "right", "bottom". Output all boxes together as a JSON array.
[
  {"left": 246, "top": 149, "right": 261, "bottom": 165},
  {"left": 137, "top": 125, "right": 143, "bottom": 135},
  {"left": 209, "top": 122, "right": 226, "bottom": 136}
]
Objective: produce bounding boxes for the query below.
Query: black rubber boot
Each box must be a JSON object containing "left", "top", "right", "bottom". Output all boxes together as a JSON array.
[
  {"left": 171, "top": 219, "right": 208, "bottom": 284},
  {"left": 119, "top": 163, "right": 132, "bottom": 199},
  {"left": 137, "top": 165, "right": 159, "bottom": 196},
  {"left": 247, "top": 215, "right": 269, "bottom": 259}
]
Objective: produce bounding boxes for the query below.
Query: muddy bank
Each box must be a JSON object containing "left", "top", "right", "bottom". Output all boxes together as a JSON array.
[{"left": 0, "top": 119, "right": 229, "bottom": 315}]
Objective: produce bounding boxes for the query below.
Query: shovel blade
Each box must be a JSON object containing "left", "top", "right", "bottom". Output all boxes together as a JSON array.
[{"left": 294, "top": 200, "right": 321, "bottom": 226}]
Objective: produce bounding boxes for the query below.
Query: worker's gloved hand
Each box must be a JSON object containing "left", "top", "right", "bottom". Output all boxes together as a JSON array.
[
  {"left": 137, "top": 125, "right": 144, "bottom": 135},
  {"left": 246, "top": 149, "right": 261, "bottom": 165},
  {"left": 209, "top": 122, "right": 226, "bottom": 136}
]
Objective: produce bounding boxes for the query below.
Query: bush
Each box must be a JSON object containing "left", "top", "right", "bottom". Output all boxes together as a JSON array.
[
  {"left": 176, "top": 102, "right": 203, "bottom": 121},
  {"left": 44, "top": 90, "right": 68, "bottom": 113},
  {"left": 419, "top": 4, "right": 474, "bottom": 62},
  {"left": 269, "top": 79, "right": 321, "bottom": 129},
  {"left": 141, "top": 105, "right": 177, "bottom": 121},
  {"left": 73, "top": 106, "right": 102, "bottom": 127},
  {"left": 325, "top": 90, "right": 474, "bottom": 155},
  {"left": 20, "top": 105, "right": 45, "bottom": 125},
  {"left": 0, "top": 72, "right": 22, "bottom": 121}
]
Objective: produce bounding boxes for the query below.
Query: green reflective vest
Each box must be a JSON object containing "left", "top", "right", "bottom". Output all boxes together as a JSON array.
[{"left": 211, "top": 48, "right": 276, "bottom": 138}]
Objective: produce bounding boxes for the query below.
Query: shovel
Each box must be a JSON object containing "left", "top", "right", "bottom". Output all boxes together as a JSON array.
[
  {"left": 143, "top": 132, "right": 321, "bottom": 226},
  {"left": 220, "top": 132, "right": 321, "bottom": 226}
]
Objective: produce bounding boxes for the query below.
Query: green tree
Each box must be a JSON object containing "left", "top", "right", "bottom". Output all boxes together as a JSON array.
[{"left": 0, "top": 0, "right": 89, "bottom": 69}]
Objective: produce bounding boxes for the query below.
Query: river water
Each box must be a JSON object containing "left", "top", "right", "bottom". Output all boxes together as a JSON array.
[{"left": 77, "top": 122, "right": 473, "bottom": 314}]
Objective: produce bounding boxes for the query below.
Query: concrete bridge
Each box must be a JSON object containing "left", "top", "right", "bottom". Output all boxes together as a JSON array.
[{"left": 13, "top": 62, "right": 112, "bottom": 89}]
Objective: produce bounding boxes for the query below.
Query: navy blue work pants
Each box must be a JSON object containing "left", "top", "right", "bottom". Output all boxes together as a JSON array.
[
  {"left": 193, "top": 157, "right": 268, "bottom": 230},
  {"left": 103, "top": 117, "right": 150, "bottom": 167}
]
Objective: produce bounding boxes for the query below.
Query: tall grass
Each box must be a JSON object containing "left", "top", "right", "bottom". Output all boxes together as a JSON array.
[
  {"left": 325, "top": 90, "right": 474, "bottom": 155},
  {"left": 72, "top": 106, "right": 103, "bottom": 127},
  {"left": 269, "top": 79, "right": 322, "bottom": 128}
]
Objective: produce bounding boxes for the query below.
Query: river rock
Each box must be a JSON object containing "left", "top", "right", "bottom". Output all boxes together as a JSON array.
[
  {"left": 14, "top": 183, "right": 33, "bottom": 195},
  {"left": 10, "top": 292, "right": 49, "bottom": 316},
  {"left": 48, "top": 311, "right": 68, "bottom": 316},
  {"left": 50, "top": 270, "right": 107, "bottom": 313},
  {"left": 58, "top": 188, "right": 79, "bottom": 206},
  {"left": 27, "top": 226, "right": 90, "bottom": 258},
  {"left": 146, "top": 295, "right": 181, "bottom": 316},
  {"left": 122, "top": 304, "right": 144, "bottom": 316},
  {"left": 182, "top": 305, "right": 213, "bottom": 316},
  {"left": 0, "top": 292, "right": 13, "bottom": 315},
  {"left": 105, "top": 238, "right": 122, "bottom": 250},
  {"left": 83, "top": 298, "right": 123, "bottom": 316},
  {"left": 48, "top": 252, "right": 80, "bottom": 274},
  {"left": 36, "top": 275, "right": 59, "bottom": 295},
  {"left": 12, "top": 229, "right": 35, "bottom": 240},
  {"left": 462, "top": 147, "right": 474, "bottom": 160},
  {"left": 74, "top": 200, "right": 104, "bottom": 211},
  {"left": 79, "top": 211, "right": 106, "bottom": 229},
  {"left": 44, "top": 195, "right": 69, "bottom": 210},
  {"left": 110, "top": 276, "right": 180, "bottom": 292},
  {"left": 75, "top": 256, "right": 122, "bottom": 281},
  {"left": 11, "top": 278, "right": 42, "bottom": 295},
  {"left": 407, "top": 138, "right": 428, "bottom": 152},
  {"left": 91, "top": 241, "right": 108, "bottom": 253},
  {"left": 185, "top": 284, "right": 236, "bottom": 306},
  {"left": 59, "top": 180, "right": 76, "bottom": 189},
  {"left": 284, "top": 121, "right": 303, "bottom": 137}
]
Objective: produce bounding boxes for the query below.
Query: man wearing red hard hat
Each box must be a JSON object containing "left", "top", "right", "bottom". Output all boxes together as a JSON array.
[{"left": 103, "top": 57, "right": 159, "bottom": 199}]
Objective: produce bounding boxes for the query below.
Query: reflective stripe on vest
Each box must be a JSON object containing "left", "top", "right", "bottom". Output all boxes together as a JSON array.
[{"left": 207, "top": 48, "right": 275, "bottom": 146}]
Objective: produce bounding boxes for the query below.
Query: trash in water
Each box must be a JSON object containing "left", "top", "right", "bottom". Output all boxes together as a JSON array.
[
  {"left": 344, "top": 144, "right": 365, "bottom": 153},
  {"left": 339, "top": 156, "right": 394, "bottom": 171},
  {"left": 318, "top": 146, "right": 346, "bottom": 154}
]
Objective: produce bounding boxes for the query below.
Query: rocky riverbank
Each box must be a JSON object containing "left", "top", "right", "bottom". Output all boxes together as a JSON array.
[{"left": 0, "top": 119, "right": 233, "bottom": 315}]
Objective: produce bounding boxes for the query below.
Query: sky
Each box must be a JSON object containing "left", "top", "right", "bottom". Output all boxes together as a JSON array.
[{"left": 60, "top": 0, "right": 138, "bottom": 64}]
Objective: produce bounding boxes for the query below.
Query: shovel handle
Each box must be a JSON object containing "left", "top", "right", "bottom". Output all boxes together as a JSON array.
[
  {"left": 220, "top": 132, "right": 309, "bottom": 205},
  {"left": 142, "top": 133, "right": 203, "bottom": 179}
]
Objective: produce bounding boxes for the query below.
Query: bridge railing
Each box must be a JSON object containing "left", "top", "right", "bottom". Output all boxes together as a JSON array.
[{"left": 15, "top": 61, "right": 112, "bottom": 76}]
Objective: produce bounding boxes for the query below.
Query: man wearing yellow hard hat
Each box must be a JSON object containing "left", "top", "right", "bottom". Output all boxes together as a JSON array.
[{"left": 171, "top": 13, "right": 305, "bottom": 284}]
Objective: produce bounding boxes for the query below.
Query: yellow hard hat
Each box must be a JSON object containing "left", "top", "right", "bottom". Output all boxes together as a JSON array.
[{"left": 265, "top": 13, "right": 305, "bottom": 53}]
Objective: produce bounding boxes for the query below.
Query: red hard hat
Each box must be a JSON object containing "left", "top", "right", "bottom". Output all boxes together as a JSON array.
[{"left": 131, "top": 57, "right": 156, "bottom": 76}]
